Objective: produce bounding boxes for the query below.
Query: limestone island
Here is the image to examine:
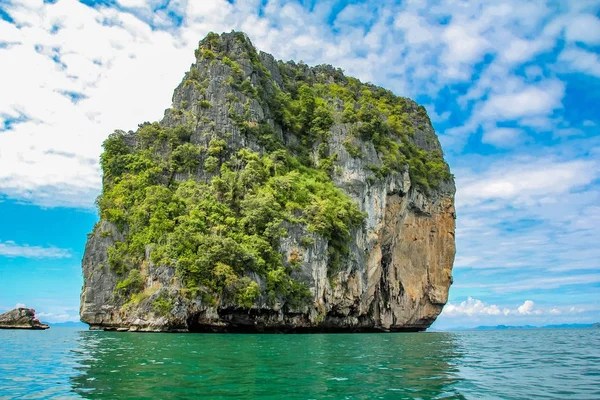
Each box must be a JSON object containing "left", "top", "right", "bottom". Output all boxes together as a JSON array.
[
  {"left": 80, "top": 31, "right": 456, "bottom": 333},
  {"left": 0, "top": 308, "right": 49, "bottom": 330}
]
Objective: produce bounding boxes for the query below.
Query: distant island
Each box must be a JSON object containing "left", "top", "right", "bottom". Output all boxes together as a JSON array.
[
  {"left": 437, "top": 323, "right": 600, "bottom": 331},
  {"left": 45, "top": 321, "right": 88, "bottom": 328},
  {"left": 0, "top": 308, "right": 49, "bottom": 330}
]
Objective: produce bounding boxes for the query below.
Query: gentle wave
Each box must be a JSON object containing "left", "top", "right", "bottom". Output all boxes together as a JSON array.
[{"left": 0, "top": 328, "right": 598, "bottom": 399}]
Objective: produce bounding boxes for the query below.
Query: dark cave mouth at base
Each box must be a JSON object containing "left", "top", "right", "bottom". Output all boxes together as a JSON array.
[
  {"left": 186, "top": 308, "right": 431, "bottom": 334},
  {"left": 95, "top": 325, "right": 427, "bottom": 333},
  {"left": 184, "top": 325, "right": 426, "bottom": 333}
]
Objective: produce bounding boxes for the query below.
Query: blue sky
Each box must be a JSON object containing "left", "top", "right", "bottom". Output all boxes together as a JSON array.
[{"left": 0, "top": 0, "right": 598, "bottom": 328}]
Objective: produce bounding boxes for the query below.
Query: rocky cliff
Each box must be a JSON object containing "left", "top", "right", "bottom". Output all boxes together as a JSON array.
[
  {"left": 0, "top": 308, "right": 49, "bottom": 330},
  {"left": 80, "top": 32, "right": 455, "bottom": 332}
]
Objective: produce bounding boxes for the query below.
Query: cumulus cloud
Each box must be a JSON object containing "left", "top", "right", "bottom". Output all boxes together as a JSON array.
[
  {"left": 393, "top": 13, "right": 435, "bottom": 45},
  {"left": 479, "top": 81, "right": 564, "bottom": 120},
  {"left": 424, "top": 105, "right": 450, "bottom": 123},
  {"left": 116, "top": 0, "right": 149, "bottom": 9},
  {"left": 441, "top": 24, "right": 490, "bottom": 78},
  {"left": 564, "top": 14, "right": 600, "bottom": 45},
  {"left": 0, "top": 241, "right": 71, "bottom": 259},
  {"left": 481, "top": 127, "right": 524, "bottom": 148},
  {"left": 501, "top": 37, "right": 552, "bottom": 64},
  {"left": 442, "top": 298, "right": 584, "bottom": 318},
  {"left": 457, "top": 158, "right": 598, "bottom": 207},
  {"left": 0, "top": 0, "right": 192, "bottom": 207},
  {"left": 16, "top": 303, "right": 26, "bottom": 308},
  {"left": 558, "top": 47, "right": 600, "bottom": 78},
  {"left": 447, "top": 77, "right": 566, "bottom": 146},
  {"left": 517, "top": 300, "right": 535, "bottom": 315},
  {"left": 443, "top": 297, "right": 502, "bottom": 317},
  {"left": 334, "top": 3, "right": 374, "bottom": 27}
]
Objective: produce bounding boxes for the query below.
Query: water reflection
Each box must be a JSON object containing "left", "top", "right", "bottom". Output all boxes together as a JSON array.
[{"left": 71, "top": 331, "right": 465, "bottom": 399}]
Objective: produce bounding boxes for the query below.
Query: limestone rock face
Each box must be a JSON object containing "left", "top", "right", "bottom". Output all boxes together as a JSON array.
[
  {"left": 80, "top": 32, "right": 456, "bottom": 332},
  {"left": 0, "top": 308, "right": 50, "bottom": 330}
]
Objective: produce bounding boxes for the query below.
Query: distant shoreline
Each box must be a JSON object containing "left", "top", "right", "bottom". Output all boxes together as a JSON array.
[
  {"left": 42, "top": 321, "right": 88, "bottom": 328},
  {"left": 432, "top": 323, "right": 600, "bottom": 331}
]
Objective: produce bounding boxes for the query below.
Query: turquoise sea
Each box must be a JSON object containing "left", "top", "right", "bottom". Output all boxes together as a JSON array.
[{"left": 0, "top": 328, "right": 598, "bottom": 399}]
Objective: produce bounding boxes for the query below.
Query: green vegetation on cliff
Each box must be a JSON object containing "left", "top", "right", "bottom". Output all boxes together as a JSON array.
[
  {"left": 98, "top": 123, "right": 364, "bottom": 308},
  {"left": 95, "top": 31, "right": 451, "bottom": 312}
]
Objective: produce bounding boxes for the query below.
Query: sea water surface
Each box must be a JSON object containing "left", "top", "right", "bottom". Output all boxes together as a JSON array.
[{"left": 0, "top": 328, "right": 599, "bottom": 399}]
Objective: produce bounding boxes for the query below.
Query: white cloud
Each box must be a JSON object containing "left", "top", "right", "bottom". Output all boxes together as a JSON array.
[
  {"left": 0, "top": 1, "right": 195, "bottom": 208},
  {"left": 443, "top": 297, "right": 502, "bottom": 317},
  {"left": 517, "top": 300, "right": 535, "bottom": 315},
  {"left": 116, "top": 0, "right": 149, "bottom": 9},
  {"left": 558, "top": 47, "right": 600, "bottom": 78},
  {"left": 441, "top": 24, "right": 489, "bottom": 79},
  {"left": 479, "top": 81, "right": 564, "bottom": 120},
  {"left": 518, "top": 116, "right": 554, "bottom": 131},
  {"left": 501, "top": 37, "right": 551, "bottom": 64},
  {"left": 457, "top": 158, "right": 598, "bottom": 207},
  {"left": 564, "top": 14, "right": 600, "bottom": 45},
  {"left": 442, "top": 298, "right": 589, "bottom": 318},
  {"left": 334, "top": 3, "right": 373, "bottom": 27},
  {"left": 0, "top": 241, "right": 71, "bottom": 259},
  {"left": 424, "top": 104, "right": 450, "bottom": 124},
  {"left": 481, "top": 127, "right": 523, "bottom": 148},
  {"left": 583, "top": 120, "right": 596, "bottom": 127},
  {"left": 393, "top": 14, "right": 435, "bottom": 45},
  {"left": 16, "top": 303, "right": 26, "bottom": 308},
  {"left": 447, "top": 69, "right": 566, "bottom": 148}
]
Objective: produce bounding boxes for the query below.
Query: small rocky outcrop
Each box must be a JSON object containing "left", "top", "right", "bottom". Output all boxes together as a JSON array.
[
  {"left": 0, "top": 308, "right": 49, "bottom": 330},
  {"left": 80, "top": 31, "right": 456, "bottom": 333}
]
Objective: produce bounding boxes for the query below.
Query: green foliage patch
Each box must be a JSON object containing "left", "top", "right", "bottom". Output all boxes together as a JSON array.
[
  {"left": 98, "top": 122, "right": 365, "bottom": 309},
  {"left": 152, "top": 291, "right": 174, "bottom": 316},
  {"left": 269, "top": 62, "right": 451, "bottom": 190}
]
